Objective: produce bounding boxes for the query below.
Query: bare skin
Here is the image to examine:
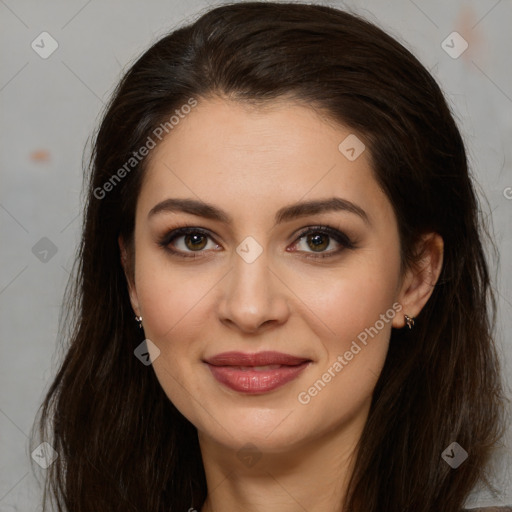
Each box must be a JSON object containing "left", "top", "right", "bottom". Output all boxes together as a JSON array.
[{"left": 120, "top": 96, "right": 443, "bottom": 512}]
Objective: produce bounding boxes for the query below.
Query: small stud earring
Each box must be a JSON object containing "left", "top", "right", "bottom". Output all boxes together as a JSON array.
[
  {"left": 135, "top": 315, "right": 143, "bottom": 328},
  {"left": 404, "top": 314, "right": 415, "bottom": 330}
]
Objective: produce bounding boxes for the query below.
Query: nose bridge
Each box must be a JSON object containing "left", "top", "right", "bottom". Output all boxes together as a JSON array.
[{"left": 217, "top": 237, "right": 289, "bottom": 332}]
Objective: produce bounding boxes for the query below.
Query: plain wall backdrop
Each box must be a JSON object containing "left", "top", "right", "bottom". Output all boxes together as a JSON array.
[{"left": 1, "top": 0, "right": 511, "bottom": 510}]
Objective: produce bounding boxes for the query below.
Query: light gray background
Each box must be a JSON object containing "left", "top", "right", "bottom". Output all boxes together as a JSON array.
[{"left": 1, "top": 0, "right": 511, "bottom": 510}]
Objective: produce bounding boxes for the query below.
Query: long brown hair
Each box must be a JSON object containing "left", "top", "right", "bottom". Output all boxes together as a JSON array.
[{"left": 31, "top": 2, "right": 508, "bottom": 511}]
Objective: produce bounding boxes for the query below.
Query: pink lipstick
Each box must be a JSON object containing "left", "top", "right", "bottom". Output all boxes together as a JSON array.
[{"left": 204, "top": 351, "right": 311, "bottom": 394}]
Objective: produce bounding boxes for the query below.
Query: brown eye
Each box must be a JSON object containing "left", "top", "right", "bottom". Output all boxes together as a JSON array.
[
  {"left": 158, "top": 227, "right": 219, "bottom": 258},
  {"left": 291, "top": 226, "right": 355, "bottom": 259},
  {"left": 183, "top": 233, "right": 208, "bottom": 251},
  {"left": 305, "top": 232, "right": 330, "bottom": 252}
]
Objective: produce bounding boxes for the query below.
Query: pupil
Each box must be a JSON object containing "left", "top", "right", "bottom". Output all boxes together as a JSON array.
[
  {"left": 309, "top": 233, "right": 327, "bottom": 251},
  {"left": 186, "top": 234, "right": 206, "bottom": 250}
]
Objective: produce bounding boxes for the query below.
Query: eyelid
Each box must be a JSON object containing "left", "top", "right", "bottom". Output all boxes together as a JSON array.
[
  {"left": 293, "top": 225, "right": 354, "bottom": 247},
  {"left": 157, "top": 226, "right": 220, "bottom": 258},
  {"left": 289, "top": 225, "right": 355, "bottom": 259}
]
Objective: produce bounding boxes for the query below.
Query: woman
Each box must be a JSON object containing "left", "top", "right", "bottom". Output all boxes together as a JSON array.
[{"left": 31, "top": 2, "right": 510, "bottom": 511}]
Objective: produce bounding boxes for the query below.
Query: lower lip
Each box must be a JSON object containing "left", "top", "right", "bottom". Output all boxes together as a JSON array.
[{"left": 206, "top": 362, "right": 310, "bottom": 394}]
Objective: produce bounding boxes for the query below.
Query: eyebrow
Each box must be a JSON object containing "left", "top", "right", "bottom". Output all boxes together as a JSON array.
[{"left": 148, "top": 196, "right": 370, "bottom": 225}]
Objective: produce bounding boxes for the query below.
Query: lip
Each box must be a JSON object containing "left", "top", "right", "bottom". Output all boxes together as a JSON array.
[
  {"left": 204, "top": 351, "right": 312, "bottom": 394},
  {"left": 205, "top": 350, "right": 310, "bottom": 366}
]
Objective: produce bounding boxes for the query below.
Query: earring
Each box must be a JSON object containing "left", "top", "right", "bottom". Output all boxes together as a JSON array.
[
  {"left": 135, "top": 315, "right": 143, "bottom": 328},
  {"left": 404, "top": 314, "right": 415, "bottom": 330}
]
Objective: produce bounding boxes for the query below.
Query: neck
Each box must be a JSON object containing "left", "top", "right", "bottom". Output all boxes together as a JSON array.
[{"left": 197, "top": 414, "right": 365, "bottom": 512}]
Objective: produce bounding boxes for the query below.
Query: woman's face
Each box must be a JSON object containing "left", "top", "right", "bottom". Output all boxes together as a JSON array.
[{"left": 123, "top": 97, "right": 415, "bottom": 454}]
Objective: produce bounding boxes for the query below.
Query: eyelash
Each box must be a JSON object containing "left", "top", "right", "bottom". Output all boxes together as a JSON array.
[{"left": 157, "top": 225, "right": 356, "bottom": 260}]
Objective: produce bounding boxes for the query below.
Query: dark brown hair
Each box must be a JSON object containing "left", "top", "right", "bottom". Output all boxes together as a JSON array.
[{"left": 31, "top": 2, "right": 508, "bottom": 511}]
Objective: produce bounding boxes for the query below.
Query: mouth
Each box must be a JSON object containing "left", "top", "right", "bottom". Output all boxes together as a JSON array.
[
  {"left": 203, "top": 351, "right": 312, "bottom": 394},
  {"left": 223, "top": 364, "right": 285, "bottom": 371}
]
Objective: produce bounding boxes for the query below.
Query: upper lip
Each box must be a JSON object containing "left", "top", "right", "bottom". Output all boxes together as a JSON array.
[{"left": 204, "top": 351, "right": 311, "bottom": 366}]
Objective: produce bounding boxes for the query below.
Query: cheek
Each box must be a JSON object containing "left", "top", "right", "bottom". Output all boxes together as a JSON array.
[
  {"left": 293, "top": 272, "right": 397, "bottom": 425},
  {"left": 134, "top": 247, "right": 217, "bottom": 340},
  {"left": 292, "top": 255, "right": 400, "bottom": 345},
  {"left": 289, "top": 248, "right": 401, "bottom": 402},
  {"left": 132, "top": 248, "right": 209, "bottom": 421}
]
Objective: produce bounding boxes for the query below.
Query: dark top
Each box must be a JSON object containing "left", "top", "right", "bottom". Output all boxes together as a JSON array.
[{"left": 462, "top": 507, "right": 512, "bottom": 511}]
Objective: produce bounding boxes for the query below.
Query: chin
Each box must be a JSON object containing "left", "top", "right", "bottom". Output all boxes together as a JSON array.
[{"left": 196, "top": 408, "right": 314, "bottom": 451}]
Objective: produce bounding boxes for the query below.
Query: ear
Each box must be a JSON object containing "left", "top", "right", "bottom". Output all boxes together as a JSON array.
[
  {"left": 392, "top": 232, "right": 444, "bottom": 328},
  {"left": 118, "top": 234, "right": 141, "bottom": 316}
]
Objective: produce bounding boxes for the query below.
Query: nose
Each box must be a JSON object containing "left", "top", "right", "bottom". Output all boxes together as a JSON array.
[{"left": 216, "top": 247, "right": 291, "bottom": 334}]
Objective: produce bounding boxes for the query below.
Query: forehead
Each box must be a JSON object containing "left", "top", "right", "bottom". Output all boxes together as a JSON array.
[{"left": 136, "top": 97, "right": 392, "bottom": 226}]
